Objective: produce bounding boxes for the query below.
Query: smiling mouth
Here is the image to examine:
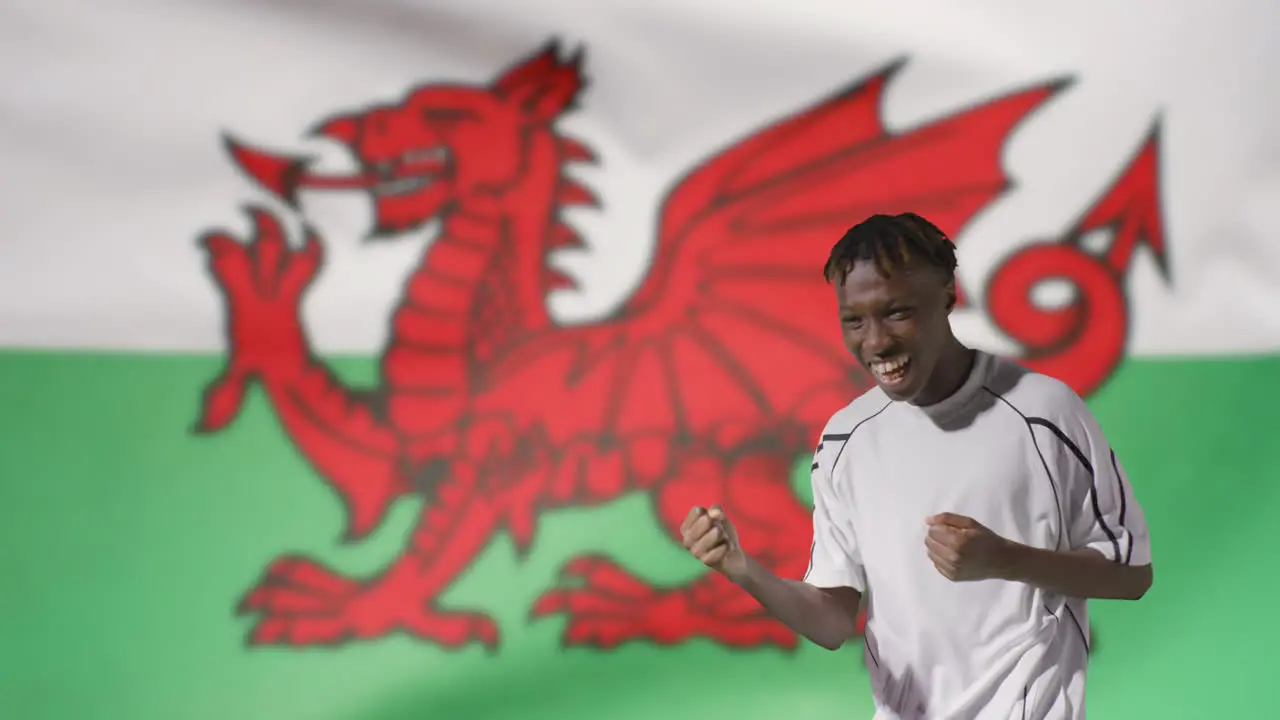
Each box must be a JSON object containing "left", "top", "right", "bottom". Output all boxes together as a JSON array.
[{"left": 870, "top": 356, "right": 911, "bottom": 387}]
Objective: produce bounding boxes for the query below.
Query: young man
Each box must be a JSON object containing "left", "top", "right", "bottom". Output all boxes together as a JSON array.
[{"left": 680, "top": 213, "right": 1153, "bottom": 719}]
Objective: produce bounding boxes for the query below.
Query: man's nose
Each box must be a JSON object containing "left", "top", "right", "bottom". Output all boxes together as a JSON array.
[{"left": 863, "top": 320, "right": 894, "bottom": 356}]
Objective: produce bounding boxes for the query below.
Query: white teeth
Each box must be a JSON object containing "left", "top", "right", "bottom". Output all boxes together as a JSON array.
[
  {"left": 871, "top": 356, "right": 910, "bottom": 383},
  {"left": 871, "top": 357, "right": 908, "bottom": 373},
  {"left": 367, "top": 147, "right": 446, "bottom": 196}
]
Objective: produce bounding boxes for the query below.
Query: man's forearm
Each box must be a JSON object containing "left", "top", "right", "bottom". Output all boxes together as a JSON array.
[
  {"left": 732, "top": 556, "right": 861, "bottom": 650},
  {"left": 1002, "top": 544, "right": 1152, "bottom": 600}
]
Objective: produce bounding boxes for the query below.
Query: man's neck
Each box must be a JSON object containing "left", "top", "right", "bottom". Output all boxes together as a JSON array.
[{"left": 913, "top": 340, "right": 976, "bottom": 407}]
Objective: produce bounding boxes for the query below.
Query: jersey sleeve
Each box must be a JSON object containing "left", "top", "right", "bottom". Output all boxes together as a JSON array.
[
  {"left": 1045, "top": 397, "right": 1153, "bottom": 566},
  {"left": 801, "top": 438, "right": 866, "bottom": 591}
]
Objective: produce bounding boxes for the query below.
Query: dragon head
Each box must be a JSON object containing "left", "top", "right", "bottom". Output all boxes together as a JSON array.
[{"left": 223, "top": 41, "right": 586, "bottom": 236}]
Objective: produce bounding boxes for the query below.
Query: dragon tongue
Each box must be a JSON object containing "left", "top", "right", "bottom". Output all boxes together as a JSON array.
[
  {"left": 224, "top": 134, "right": 383, "bottom": 203},
  {"left": 223, "top": 135, "right": 312, "bottom": 205}
]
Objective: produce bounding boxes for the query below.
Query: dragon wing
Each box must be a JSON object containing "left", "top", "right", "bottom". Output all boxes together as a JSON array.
[{"left": 479, "top": 63, "right": 1064, "bottom": 450}]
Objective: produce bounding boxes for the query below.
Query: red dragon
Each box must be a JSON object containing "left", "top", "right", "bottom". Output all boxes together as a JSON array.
[{"left": 194, "top": 41, "right": 1168, "bottom": 650}]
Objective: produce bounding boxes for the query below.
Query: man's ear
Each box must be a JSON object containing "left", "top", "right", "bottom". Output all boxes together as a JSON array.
[{"left": 944, "top": 276, "right": 957, "bottom": 313}]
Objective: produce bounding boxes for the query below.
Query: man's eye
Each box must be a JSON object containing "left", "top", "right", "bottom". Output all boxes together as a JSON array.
[
  {"left": 888, "top": 308, "right": 913, "bottom": 320},
  {"left": 842, "top": 317, "right": 863, "bottom": 328}
]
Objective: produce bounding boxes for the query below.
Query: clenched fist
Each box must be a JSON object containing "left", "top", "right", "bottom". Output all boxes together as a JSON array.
[
  {"left": 681, "top": 505, "right": 748, "bottom": 580},
  {"left": 925, "top": 512, "right": 1015, "bottom": 582}
]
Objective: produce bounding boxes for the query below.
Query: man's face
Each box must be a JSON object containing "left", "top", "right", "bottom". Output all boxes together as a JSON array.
[{"left": 835, "top": 257, "right": 956, "bottom": 403}]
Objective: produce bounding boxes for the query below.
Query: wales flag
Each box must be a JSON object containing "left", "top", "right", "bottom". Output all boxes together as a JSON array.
[{"left": 4, "top": 1, "right": 1279, "bottom": 718}]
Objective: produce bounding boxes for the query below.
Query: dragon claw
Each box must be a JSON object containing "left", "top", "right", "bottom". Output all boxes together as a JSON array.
[
  {"left": 192, "top": 206, "right": 319, "bottom": 436},
  {"left": 193, "top": 369, "right": 250, "bottom": 433},
  {"left": 531, "top": 555, "right": 796, "bottom": 649},
  {"left": 237, "top": 555, "right": 501, "bottom": 649}
]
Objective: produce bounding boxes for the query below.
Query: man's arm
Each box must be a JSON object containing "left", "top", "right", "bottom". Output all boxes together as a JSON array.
[
  {"left": 926, "top": 512, "right": 1153, "bottom": 600},
  {"left": 683, "top": 432, "right": 868, "bottom": 651},
  {"left": 926, "top": 382, "right": 1154, "bottom": 600},
  {"left": 1001, "top": 544, "right": 1152, "bottom": 600},
  {"left": 1006, "top": 383, "right": 1154, "bottom": 600},
  {"left": 731, "top": 556, "right": 862, "bottom": 651}
]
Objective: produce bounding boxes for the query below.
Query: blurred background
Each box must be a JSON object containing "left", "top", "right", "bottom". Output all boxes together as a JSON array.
[{"left": 3, "top": 1, "right": 1278, "bottom": 717}]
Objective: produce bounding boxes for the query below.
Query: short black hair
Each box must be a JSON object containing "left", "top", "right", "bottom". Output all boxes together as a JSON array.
[{"left": 823, "top": 212, "right": 957, "bottom": 284}]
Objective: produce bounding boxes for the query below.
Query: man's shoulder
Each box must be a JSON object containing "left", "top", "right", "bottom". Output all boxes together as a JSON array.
[
  {"left": 984, "top": 353, "right": 1090, "bottom": 422},
  {"left": 821, "top": 385, "right": 893, "bottom": 437}
]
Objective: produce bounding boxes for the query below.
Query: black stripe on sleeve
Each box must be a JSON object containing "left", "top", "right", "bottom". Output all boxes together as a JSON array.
[
  {"left": 830, "top": 401, "right": 892, "bottom": 476},
  {"left": 809, "top": 442, "right": 825, "bottom": 476},
  {"left": 1110, "top": 449, "right": 1128, "bottom": 526},
  {"left": 984, "top": 390, "right": 1066, "bottom": 550},
  {"left": 1028, "top": 418, "right": 1093, "bottom": 475},
  {"left": 1027, "top": 418, "right": 1122, "bottom": 563},
  {"left": 802, "top": 400, "right": 892, "bottom": 582},
  {"left": 985, "top": 386, "right": 1124, "bottom": 563},
  {"left": 1110, "top": 448, "right": 1135, "bottom": 565}
]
